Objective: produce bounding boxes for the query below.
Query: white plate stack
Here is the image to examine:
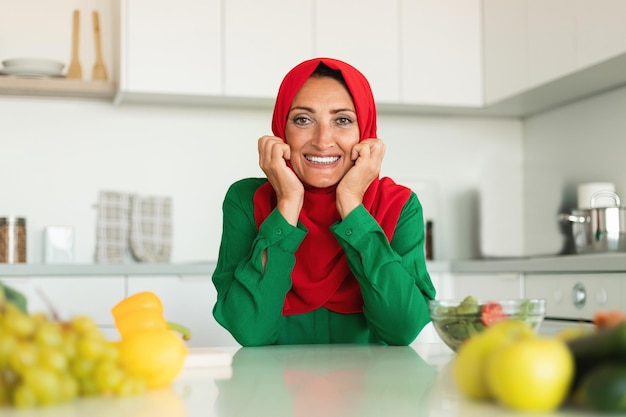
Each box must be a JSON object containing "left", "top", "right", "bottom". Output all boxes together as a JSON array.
[{"left": 0, "top": 58, "right": 65, "bottom": 78}]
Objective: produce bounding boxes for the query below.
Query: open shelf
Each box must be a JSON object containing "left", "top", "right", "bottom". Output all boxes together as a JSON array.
[{"left": 0, "top": 76, "right": 116, "bottom": 100}]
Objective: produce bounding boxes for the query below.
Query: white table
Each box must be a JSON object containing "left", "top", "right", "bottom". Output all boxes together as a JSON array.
[{"left": 0, "top": 343, "right": 601, "bottom": 416}]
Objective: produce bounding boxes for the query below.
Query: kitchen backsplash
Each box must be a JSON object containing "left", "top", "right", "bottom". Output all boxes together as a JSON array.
[
  {"left": 523, "top": 84, "right": 626, "bottom": 257},
  {"left": 3, "top": 81, "right": 624, "bottom": 263},
  {"left": 0, "top": 97, "right": 521, "bottom": 263}
]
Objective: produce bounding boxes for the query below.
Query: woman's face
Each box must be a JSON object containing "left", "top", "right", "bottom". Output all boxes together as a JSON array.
[{"left": 285, "top": 76, "right": 360, "bottom": 189}]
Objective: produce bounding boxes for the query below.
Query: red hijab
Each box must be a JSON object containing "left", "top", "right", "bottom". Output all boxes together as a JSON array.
[{"left": 254, "top": 57, "right": 411, "bottom": 315}]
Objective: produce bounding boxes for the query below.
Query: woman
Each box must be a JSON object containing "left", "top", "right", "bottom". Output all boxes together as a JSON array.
[{"left": 212, "top": 57, "right": 435, "bottom": 346}]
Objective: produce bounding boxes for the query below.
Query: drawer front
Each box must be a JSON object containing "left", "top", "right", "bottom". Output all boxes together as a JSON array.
[
  {"left": 451, "top": 273, "right": 523, "bottom": 300},
  {"left": 525, "top": 273, "right": 624, "bottom": 321}
]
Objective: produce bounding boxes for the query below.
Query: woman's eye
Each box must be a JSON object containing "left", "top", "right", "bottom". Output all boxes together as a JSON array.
[
  {"left": 336, "top": 117, "right": 353, "bottom": 126},
  {"left": 292, "top": 116, "right": 311, "bottom": 126}
]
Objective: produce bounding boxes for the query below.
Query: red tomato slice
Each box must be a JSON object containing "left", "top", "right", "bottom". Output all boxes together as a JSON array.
[{"left": 481, "top": 302, "right": 507, "bottom": 326}]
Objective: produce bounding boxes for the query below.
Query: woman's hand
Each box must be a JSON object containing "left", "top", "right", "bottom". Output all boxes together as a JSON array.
[
  {"left": 336, "top": 138, "right": 385, "bottom": 218},
  {"left": 258, "top": 135, "right": 304, "bottom": 226}
]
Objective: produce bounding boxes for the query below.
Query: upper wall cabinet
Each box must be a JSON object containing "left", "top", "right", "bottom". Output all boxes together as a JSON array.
[
  {"left": 400, "top": 0, "right": 483, "bottom": 107},
  {"left": 526, "top": 0, "right": 577, "bottom": 89},
  {"left": 115, "top": 0, "right": 483, "bottom": 108},
  {"left": 117, "top": 0, "right": 221, "bottom": 97},
  {"left": 314, "top": 0, "right": 400, "bottom": 104},
  {"left": 483, "top": 0, "right": 626, "bottom": 106},
  {"left": 223, "top": 0, "right": 313, "bottom": 98},
  {"left": 482, "top": 0, "right": 528, "bottom": 103},
  {"left": 109, "top": 0, "right": 626, "bottom": 116},
  {"left": 574, "top": 0, "right": 626, "bottom": 69}
]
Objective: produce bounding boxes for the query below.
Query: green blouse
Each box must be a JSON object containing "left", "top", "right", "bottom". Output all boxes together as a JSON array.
[{"left": 212, "top": 178, "right": 436, "bottom": 346}]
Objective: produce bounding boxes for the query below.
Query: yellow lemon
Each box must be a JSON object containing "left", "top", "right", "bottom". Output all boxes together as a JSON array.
[
  {"left": 453, "top": 320, "right": 534, "bottom": 400},
  {"left": 485, "top": 336, "right": 574, "bottom": 412}
]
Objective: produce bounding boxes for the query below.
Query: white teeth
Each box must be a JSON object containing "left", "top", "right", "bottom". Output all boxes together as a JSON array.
[{"left": 305, "top": 155, "right": 340, "bottom": 164}]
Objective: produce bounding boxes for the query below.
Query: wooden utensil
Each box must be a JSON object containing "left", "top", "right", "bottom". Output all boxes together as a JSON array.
[
  {"left": 66, "top": 9, "right": 82, "bottom": 80},
  {"left": 92, "top": 10, "right": 108, "bottom": 81}
]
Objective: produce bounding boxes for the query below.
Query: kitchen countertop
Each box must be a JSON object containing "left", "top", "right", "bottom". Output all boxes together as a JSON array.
[
  {"left": 0, "top": 262, "right": 219, "bottom": 277},
  {"left": 2, "top": 253, "right": 626, "bottom": 277},
  {"left": 451, "top": 253, "right": 626, "bottom": 273},
  {"left": 0, "top": 344, "right": 603, "bottom": 416}
]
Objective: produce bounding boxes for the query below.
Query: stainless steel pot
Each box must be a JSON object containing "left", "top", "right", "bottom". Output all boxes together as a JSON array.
[{"left": 560, "top": 191, "right": 626, "bottom": 254}]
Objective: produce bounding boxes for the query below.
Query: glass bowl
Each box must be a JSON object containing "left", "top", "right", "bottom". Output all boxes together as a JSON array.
[{"left": 428, "top": 297, "right": 546, "bottom": 352}]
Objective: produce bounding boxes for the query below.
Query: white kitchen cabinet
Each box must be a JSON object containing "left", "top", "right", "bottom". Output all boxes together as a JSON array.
[
  {"left": 525, "top": 273, "right": 624, "bottom": 321},
  {"left": 526, "top": 0, "right": 577, "bottom": 88},
  {"left": 126, "top": 276, "right": 239, "bottom": 348},
  {"left": 118, "top": 0, "right": 221, "bottom": 96},
  {"left": 400, "top": 0, "right": 482, "bottom": 107},
  {"left": 450, "top": 273, "right": 523, "bottom": 300},
  {"left": 482, "top": 0, "right": 626, "bottom": 109},
  {"left": 1, "top": 276, "right": 125, "bottom": 340},
  {"left": 482, "top": 0, "right": 528, "bottom": 104},
  {"left": 223, "top": 0, "right": 313, "bottom": 98},
  {"left": 314, "top": 0, "right": 399, "bottom": 103},
  {"left": 485, "top": 0, "right": 579, "bottom": 98},
  {"left": 574, "top": 0, "right": 626, "bottom": 70}
]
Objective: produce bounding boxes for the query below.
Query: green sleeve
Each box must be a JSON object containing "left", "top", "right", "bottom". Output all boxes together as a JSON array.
[
  {"left": 331, "top": 193, "right": 436, "bottom": 345},
  {"left": 212, "top": 178, "right": 307, "bottom": 346}
]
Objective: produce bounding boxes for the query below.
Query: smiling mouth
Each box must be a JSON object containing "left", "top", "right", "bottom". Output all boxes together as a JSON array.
[{"left": 305, "top": 155, "right": 340, "bottom": 165}]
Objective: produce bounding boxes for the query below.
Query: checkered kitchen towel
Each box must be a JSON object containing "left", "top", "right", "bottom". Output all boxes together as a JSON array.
[
  {"left": 94, "top": 191, "right": 132, "bottom": 263},
  {"left": 129, "top": 195, "right": 172, "bottom": 263}
]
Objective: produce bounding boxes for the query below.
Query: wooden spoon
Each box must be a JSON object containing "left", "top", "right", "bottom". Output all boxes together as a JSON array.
[
  {"left": 66, "top": 9, "right": 82, "bottom": 80},
  {"left": 92, "top": 10, "right": 108, "bottom": 81}
]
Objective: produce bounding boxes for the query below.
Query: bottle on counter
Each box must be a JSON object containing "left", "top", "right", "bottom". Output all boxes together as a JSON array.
[
  {"left": 0, "top": 216, "right": 27, "bottom": 263},
  {"left": 425, "top": 220, "right": 433, "bottom": 261}
]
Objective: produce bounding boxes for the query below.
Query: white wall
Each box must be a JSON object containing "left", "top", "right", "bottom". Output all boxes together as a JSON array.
[
  {"left": 523, "top": 84, "right": 626, "bottom": 256},
  {"left": 0, "top": 97, "right": 522, "bottom": 263},
  {"left": 378, "top": 114, "right": 523, "bottom": 259}
]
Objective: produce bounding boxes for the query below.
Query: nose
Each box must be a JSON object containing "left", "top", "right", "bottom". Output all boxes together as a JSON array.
[{"left": 310, "top": 123, "right": 334, "bottom": 149}]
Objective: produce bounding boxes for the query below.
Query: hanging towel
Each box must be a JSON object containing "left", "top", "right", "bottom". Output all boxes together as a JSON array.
[
  {"left": 94, "top": 191, "right": 133, "bottom": 263},
  {"left": 129, "top": 195, "right": 172, "bottom": 263}
]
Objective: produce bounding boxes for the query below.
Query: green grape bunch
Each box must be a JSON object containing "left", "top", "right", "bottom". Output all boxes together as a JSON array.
[{"left": 0, "top": 289, "right": 146, "bottom": 408}]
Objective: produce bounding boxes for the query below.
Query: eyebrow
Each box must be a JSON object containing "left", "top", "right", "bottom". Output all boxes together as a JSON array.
[{"left": 288, "top": 106, "right": 356, "bottom": 114}]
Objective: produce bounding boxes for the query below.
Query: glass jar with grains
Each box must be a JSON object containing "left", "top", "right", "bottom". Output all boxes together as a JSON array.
[{"left": 0, "top": 216, "right": 26, "bottom": 263}]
